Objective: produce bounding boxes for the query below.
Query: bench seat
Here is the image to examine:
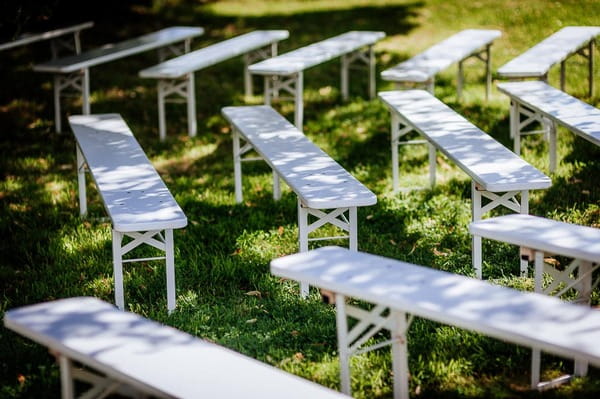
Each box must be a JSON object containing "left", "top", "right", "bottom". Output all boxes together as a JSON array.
[
  {"left": 0, "top": 21, "right": 93, "bottom": 56},
  {"left": 4, "top": 297, "right": 347, "bottom": 399},
  {"left": 69, "top": 114, "right": 187, "bottom": 312},
  {"left": 222, "top": 105, "right": 376, "bottom": 296},
  {"left": 378, "top": 89, "right": 551, "bottom": 278},
  {"left": 469, "top": 214, "right": 600, "bottom": 388},
  {"left": 381, "top": 29, "right": 501, "bottom": 100},
  {"left": 271, "top": 246, "right": 600, "bottom": 399},
  {"left": 248, "top": 31, "right": 385, "bottom": 129},
  {"left": 139, "top": 30, "right": 289, "bottom": 140},
  {"left": 497, "top": 80, "right": 600, "bottom": 172},
  {"left": 497, "top": 26, "right": 600, "bottom": 96},
  {"left": 34, "top": 26, "right": 204, "bottom": 132}
]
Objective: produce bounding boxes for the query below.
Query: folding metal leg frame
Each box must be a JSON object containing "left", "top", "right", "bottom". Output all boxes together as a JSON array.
[
  {"left": 57, "top": 354, "right": 162, "bottom": 399},
  {"left": 76, "top": 146, "right": 177, "bottom": 314},
  {"left": 456, "top": 43, "right": 493, "bottom": 101},
  {"left": 471, "top": 181, "right": 530, "bottom": 280},
  {"left": 244, "top": 42, "right": 280, "bottom": 98},
  {"left": 521, "top": 250, "right": 599, "bottom": 390},
  {"left": 509, "top": 101, "right": 557, "bottom": 172},
  {"left": 50, "top": 30, "right": 83, "bottom": 59},
  {"left": 559, "top": 39, "right": 596, "bottom": 96},
  {"left": 390, "top": 113, "right": 436, "bottom": 192},
  {"left": 298, "top": 202, "right": 358, "bottom": 297},
  {"left": 53, "top": 39, "right": 192, "bottom": 134},
  {"left": 262, "top": 45, "right": 376, "bottom": 130},
  {"left": 334, "top": 293, "right": 412, "bottom": 399}
]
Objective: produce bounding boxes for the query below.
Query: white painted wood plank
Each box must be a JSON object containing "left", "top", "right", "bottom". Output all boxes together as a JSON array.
[
  {"left": 497, "top": 81, "right": 600, "bottom": 146},
  {"left": 381, "top": 29, "right": 501, "bottom": 82},
  {"left": 498, "top": 26, "right": 600, "bottom": 78},
  {"left": 378, "top": 90, "right": 552, "bottom": 192},
  {"left": 270, "top": 246, "right": 600, "bottom": 366},
  {"left": 139, "top": 30, "right": 289, "bottom": 79},
  {"left": 69, "top": 114, "right": 187, "bottom": 232},
  {"left": 4, "top": 297, "right": 347, "bottom": 399},
  {"left": 33, "top": 26, "right": 204, "bottom": 73},
  {"left": 248, "top": 31, "right": 385, "bottom": 75},
  {"left": 469, "top": 214, "right": 600, "bottom": 263},
  {"left": 0, "top": 21, "right": 94, "bottom": 51},
  {"left": 221, "top": 105, "right": 376, "bottom": 209}
]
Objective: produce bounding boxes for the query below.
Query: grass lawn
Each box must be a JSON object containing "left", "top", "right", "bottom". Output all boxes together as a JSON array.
[{"left": 1, "top": 0, "right": 599, "bottom": 397}]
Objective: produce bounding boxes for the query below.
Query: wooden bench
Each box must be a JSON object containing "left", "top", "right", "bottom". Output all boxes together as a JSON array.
[
  {"left": 139, "top": 30, "right": 289, "bottom": 141},
  {"left": 378, "top": 90, "right": 552, "bottom": 279},
  {"left": 4, "top": 297, "right": 348, "bottom": 399},
  {"left": 248, "top": 31, "right": 386, "bottom": 129},
  {"left": 497, "top": 80, "right": 600, "bottom": 172},
  {"left": 469, "top": 214, "right": 600, "bottom": 389},
  {"left": 34, "top": 26, "right": 204, "bottom": 133},
  {"left": 0, "top": 21, "right": 93, "bottom": 57},
  {"left": 381, "top": 29, "right": 501, "bottom": 100},
  {"left": 271, "top": 246, "right": 600, "bottom": 399},
  {"left": 69, "top": 114, "right": 187, "bottom": 313},
  {"left": 497, "top": 26, "right": 600, "bottom": 96},
  {"left": 221, "top": 105, "right": 377, "bottom": 296}
]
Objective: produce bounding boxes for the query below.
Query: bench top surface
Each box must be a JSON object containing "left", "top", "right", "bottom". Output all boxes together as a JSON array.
[
  {"left": 378, "top": 90, "right": 552, "bottom": 192},
  {"left": 497, "top": 26, "right": 600, "bottom": 77},
  {"left": 469, "top": 214, "right": 600, "bottom": 263},
  {"left": 34, "top": 26, "right": 204, "bottom": 73},
  {"left": 271, "top": 246, "right": 600, "bottom": 366},
  {"left": 0, "top": 21, "right": 94, "bottom": 51},
  {"left": 381, "top": 29, "right": 502, "bottom": 83},
  {"left": 497, "top": 81, "right": 600, "bottom": 146},
  {"left": 222, "top": 105, "right": 377, "bottom": 209},
  {"left": 69, "top": 114, "right": 187, "bottom": 232},
  {"left": 139, "top": 30, "right": 289, "bottom": 79},
  {"left": 248, "top": 30, "right": 385, "bottom": 75},
  {"left": 4, "top": 297, "right": 347, "bottom": 399}
]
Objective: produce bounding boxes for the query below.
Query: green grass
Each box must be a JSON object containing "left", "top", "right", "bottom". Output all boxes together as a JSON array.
[{"left": 1, "top": 0, "right": 600, "bottom": 397}]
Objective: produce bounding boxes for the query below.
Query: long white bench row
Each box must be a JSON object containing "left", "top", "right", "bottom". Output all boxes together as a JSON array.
[
  {"left": 4, "top": 297, "right": 347, "bottom": 399},
  {"left": 497, "top": 80, "right": 600, "bottom": 172},
  {"left": 378, "top": 89, "right": 552, "bottom": 278},
  {"left": 0, "top": 21, "right": 93, "bottom": 57},
  {"left": 381, "top": 29, "right": 501, "bottom": 100},
  {"left": 271, "top": 246, "right": 600, "bottom": 399},
  {"left": 498, "top": 26, "right": 600, "bottom": 96},
  {"left": 249, "top": 30, "right": 386, "bottom": 129},
  {"left": 69, "top": 114, "right": 187, "bottom": 313},
  {"left": 34, "top": 26, "right": 204, "bottom": 133},
  {"left": 470, "top": 214, "right": 600, "bottom": 389},
  {"left": 221, "top": 105, "right": 376, "bottom": 296},
  {"left": 140, "top": 30, "right": 289, "bottom": 140}
]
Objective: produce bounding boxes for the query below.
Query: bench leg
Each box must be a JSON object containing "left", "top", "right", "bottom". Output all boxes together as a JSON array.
[
  {"left": 273, "top": 170, "right": 281, "bottom": 200},
  {"left": 485, "top": 43, "right": 492, "bottom": 101},
  {"left": 428, "top": 143, "right": 436, "bottom": 188},
  {"left": 186, "top": 73, "right": 197, "bottom": 137},
  {"left": 233, "top": 129, "right": 244, "bottom": 203},
  {"left": 112, "top": 230, "right": 125, "bottom": 311},
  {"left": 244, "top": 53, "right": 253, "bottom": 99},
  {"left": 457, "top": 60, "right": 464, "bottom": 102},
  {"left": 510, "top": 101, "right": 520, "bottom": 152},
  {"left": 53, "top": 75, "right": 62, "bottom": 133},
  {"left": 76, "top": 145, "right": 87, "bottom": 217},
  {"left": 335, "top": 294, "right": 352, "bottom": 396},
  {"left": 548, "top": 121, "right": 557, "bottom": 173},
  {"left": 471, "top": 182, "right": 483, "bottom": 279},
  {"left": 82, "top": 68, "right": 90, "bottom": 115},
  {"left": 341, "top": 54, "right": 349, "bottom": 101},
  {"left": 349, "top": 206, "right": 358, "bottom": 251},
  {"left": 158, "top": 80, "right": 167, "bottom": 141},
  {"left": 165, "top": 229, "right": 176, "bottom": 314},
  {"left": 391, "top": 310, "right": 410, "bottom": 399},
  {"left": 369, "top": 45, "right": 376, "bottom": 100},
  {"left": 298, "top": 200, "right": 310, "bottom": 297},
  {"left": 589, "top": 40, "right": 595, "bottom": 97},
  {"left": 294, "top": 72, "right": 304, "bottom": 130},
  {"left": 58, "top": 355, "right": 75, "bottom": 399},
  {"left": 560, "top": 59, "right": 566, "bottom": 92}
]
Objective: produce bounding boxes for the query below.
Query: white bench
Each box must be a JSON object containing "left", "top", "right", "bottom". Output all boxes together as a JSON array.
[
  {"left": 271, "top": 246, "right": 600, "bottom": 399},
  {"left": 139, "top": 30, "right": 289, "bottom": 140},
  {"left": 34, "top": 26, "right": 204, "bottom": 133},
  {"left": 378, "top": 90, "right": 552, "bottom": 279},
  {"left": 497, "top": 26, "right": 600, "bottom": 96},
  {"left": 469, "top": 214, "right": 600, "bottom": 389},
  {"left": 69, "top": 114, "right": 187, "bottom": 313},
  {"left": 222, "top": 105, "right": 377, "bottom": 296},
  {"left": 381, "top": 29, "right": 501, "bottom": 100},
  {"left": 248, "top": 31, "right": 386, "bottom": 129},
  {"left": 0, "top": 21, "right": 93, "bottom": 57},
  {"left": 4, "top": 297, "right": 348, "bottom": 399},
  {"left": 497, "top": 80, "right": 600, "bottom": 172}
]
